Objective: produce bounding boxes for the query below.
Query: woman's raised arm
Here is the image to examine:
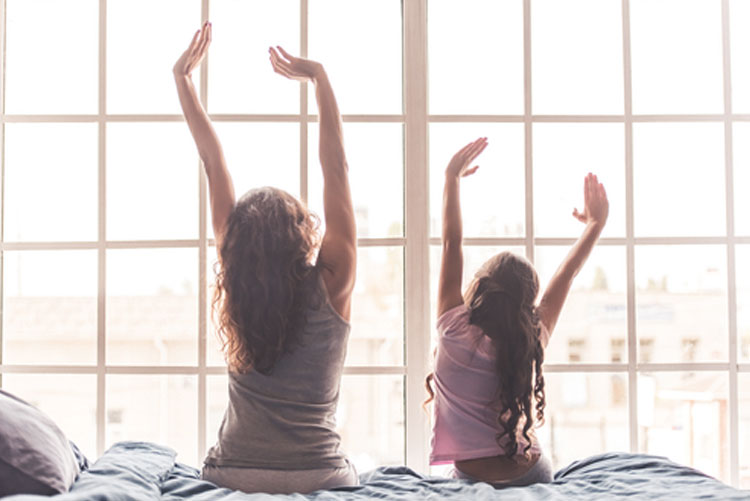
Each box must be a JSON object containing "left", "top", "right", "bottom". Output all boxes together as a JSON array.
[
  {"left": 269, "top": 47, "right": 356, "bottom": 320},
  {"left": 174, "top": 22, "right": 235, "bottom": 243}
]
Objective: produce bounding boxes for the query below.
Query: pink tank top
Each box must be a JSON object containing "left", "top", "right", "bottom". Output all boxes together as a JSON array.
[{"left": 429, "top": 304, "right": 549, "bottom": 465}]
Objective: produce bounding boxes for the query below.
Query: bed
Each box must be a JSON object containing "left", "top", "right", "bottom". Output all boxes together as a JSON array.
[{"left": 3, "top": 441, "right": 748, "bottom": 500}]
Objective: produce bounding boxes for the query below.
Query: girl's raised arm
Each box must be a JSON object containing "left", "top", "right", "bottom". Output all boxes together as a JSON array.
[
  {"left": 174, "top": 22, "right": 236, "bottom": 243},
  {"left": 269, "top": 47, "right": 356, "bottom": 320},
  {"left": 437, "top": 138, "right": 488, "bottom": 318},
  {"left": 537, "top": 173, "right": 608, "bottom": 344}
]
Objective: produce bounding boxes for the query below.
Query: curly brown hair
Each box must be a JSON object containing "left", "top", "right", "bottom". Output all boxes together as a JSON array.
[
  {"left": 212, "top": 186, "right": 322, "bottom": 375},
  {"left": 426, "top": 251, "right": 546, "bottom": 460}
]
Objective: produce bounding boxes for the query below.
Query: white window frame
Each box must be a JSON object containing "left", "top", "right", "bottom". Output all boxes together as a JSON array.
[{"left": 0, "top": 0, "right": 746, "bottom": 486}]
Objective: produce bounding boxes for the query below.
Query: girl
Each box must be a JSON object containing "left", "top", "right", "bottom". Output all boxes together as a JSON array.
[
  {"left": 427, "top": 137, "right": 609, "bottom": 487},
  {"left": 173, "top": 23, "right": 358, "bottom": 494}
]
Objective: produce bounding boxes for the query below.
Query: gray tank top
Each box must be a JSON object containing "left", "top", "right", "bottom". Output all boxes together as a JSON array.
[{"left": 204, "top": 274, "right": 351, "bottom": 470}]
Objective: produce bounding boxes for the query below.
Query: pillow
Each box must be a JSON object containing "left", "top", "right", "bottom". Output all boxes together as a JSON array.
[{"left": 0, "top": 389, "right": 80, "bottom": 496}]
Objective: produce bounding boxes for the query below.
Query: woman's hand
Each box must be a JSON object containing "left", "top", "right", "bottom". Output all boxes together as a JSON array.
[
  {"left": 572, "top": 173, "right": 609, "bottom": 229},
  {"left": 174, "top": 21, "right": 211, "bottom": 79},
  {"left": 269, "top": 46, "right": 324, "bottom": 83},
  {"left": 445, "top": 137, "right": 488, "bottom": 179}
]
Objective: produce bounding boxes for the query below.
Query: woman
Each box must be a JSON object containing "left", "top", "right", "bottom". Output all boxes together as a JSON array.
[{"left": 173, "top": 22, "right": 358, "bottom": 494}]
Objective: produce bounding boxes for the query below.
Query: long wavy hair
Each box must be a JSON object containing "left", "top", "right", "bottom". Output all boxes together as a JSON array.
[
  {"left": 213, "top": 186, "right": 322, "bottom": 375},
  {"left": 425, "top": 251, "right": 546, "bottom": 459}
]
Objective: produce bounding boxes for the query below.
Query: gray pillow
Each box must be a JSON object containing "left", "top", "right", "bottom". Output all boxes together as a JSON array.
[{"left": 0, "top": 389, "right": 80, "bottom": 496}]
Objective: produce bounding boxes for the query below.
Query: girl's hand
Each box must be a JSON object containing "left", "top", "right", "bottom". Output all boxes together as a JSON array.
[
  {"left": 445, "top": 137, "right": 488, "bottom": 179},
  {"left": 174, "top": 21, "right": 211, "bottom": 78},
  {"left": 572, "top": 173, "right": 609, "bottom": 228},
  {"left": 269, "top": 46, "right": 324, "bottom": 83}
]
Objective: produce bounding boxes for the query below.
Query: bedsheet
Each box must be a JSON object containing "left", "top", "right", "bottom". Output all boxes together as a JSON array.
[{"left": 3, "top": 441, "right": 748, "bottom": 500}]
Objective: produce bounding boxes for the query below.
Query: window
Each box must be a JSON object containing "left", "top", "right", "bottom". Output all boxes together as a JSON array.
[{"left": 0, "top": 0, "right": 745, "bottom": 487}]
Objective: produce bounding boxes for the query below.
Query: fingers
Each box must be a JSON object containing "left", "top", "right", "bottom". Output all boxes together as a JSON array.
[
  {"left": 276, "top": 46, "right": 296, "bottom": 62},
  {"left": 269, "top": 47, "right": 294, "bottom": 78},
  {"left": 462, "top": 165, "right": 480, "bottom": 177},
  {"left": 196, "top": 21, "right": 212, "bottom": 57},
  {"left": 572, "top": 208, "right": 586, "bottom": 223}
]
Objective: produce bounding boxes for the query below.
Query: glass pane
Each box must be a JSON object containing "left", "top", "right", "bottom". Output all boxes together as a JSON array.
[
  {"left": 107, "top": 375, "right": 198, "bottom": 466},
  {"left": 537, "top": 373, "right": 629, "bottom": 471},
  {"left": 206, "top": 375, "right": 228, "bottom": 450},
  {"left": 338, "top": 376, "right": 404, "bottom": 472},
  {"left": 107, "top": 0, "right": 201, "bottom": 114},
  {"left": 4, "top": 251, "right": 97, "bottom": 365},
  {"left": 429, "top": 0, "right": 523, "bottom": 114},
  {"left": 207, "top": 246, "right": 225, "bottom": 367},
  {"left": 639, "top": 372, "right": 729, "bottom": 483},
  {"left": 534, "top": 246, "right": 627, "bottom": 364},
  {"left": 208, "top": 0, "right": 299, "bottom": 114},
  {"left": 429, "top": 246, "right": 526, "bottom": 338},
  {"left": 429, "top": 124, "right": 525, "bottom": 237},
  {"left": 1, "top": 375, "right": 97, "bottom": 460},
  {"left": 740, "top": 374, "right": 750, "bottom": 488},
  {"left": 735, "top": 245, "right": 750, "bottom": 362},
  {"left": 308, "top": 124, "right": 403, "bottom": 238},
  {"left": 532, "top": 0, "right": 623, "bottom": 114},
  {"left": 210, "top": 123, "right": 300, "bottom": 240},
  {"left": 733, "top": 123, "right": 750, "bottom": 237},
  {"left": 4, "top": 124, "right": 98, "bottom": 242},
  {"left": 107, "top": 123, "right": 199, "bottom": 241},
  {"left": 730, "top": 0, "right": 750, "bottom": 113},
  {"left": 349, "top": 247, "right": 404, "bottom": 366},
  {"left": 106, "top": 249, "right": 198, "bottom": 365},
  {"left": 633, "top": 123, "right": 725, "bottom": 237},
  {"left": 630, "top": 0, "right": 723, "bottom": 114},
  {"left": 308, "top": 0, "right": 402, "bottom": 115},
  {"left": 635, "top": 246, "right": 728, "bottom": 363},
  {"left": 5, "top": 0, "right": 98, "bottom": 114},
  {"left": 533, "top": 123, "right": 625, "bottom": 238}
]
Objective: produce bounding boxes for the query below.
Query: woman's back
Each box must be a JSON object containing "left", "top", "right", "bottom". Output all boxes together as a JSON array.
[{"left": 205, "top": 274, "right": 350, "bottom": 470}]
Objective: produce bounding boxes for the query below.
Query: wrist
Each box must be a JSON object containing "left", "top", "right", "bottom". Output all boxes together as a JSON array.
[
  {"left": 311, "top": 64, "right": 327, "bottom": 84},
  {"left": 586, "top": 220, "right": 606, "bottom": 234}
]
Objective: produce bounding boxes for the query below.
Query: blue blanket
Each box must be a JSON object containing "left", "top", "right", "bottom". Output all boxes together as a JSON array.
[{"left": 4, "top": 442, "right": 748, "bottom": 500}]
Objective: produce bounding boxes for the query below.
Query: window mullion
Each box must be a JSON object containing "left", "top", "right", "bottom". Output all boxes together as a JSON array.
[
  {"left": 96, "top": 0, "right": 107, "bottom": 458},
  {"left": 403, "top": 0, "right": 430, "bottom": 473}
]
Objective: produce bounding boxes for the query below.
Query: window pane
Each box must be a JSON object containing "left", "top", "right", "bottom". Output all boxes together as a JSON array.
[
  {"left": 630, "top": 0, "right": 723, "bottom": 114},
  {"left": 5, "top": 0, "right": 97, "bottom": 114},
  {"left": 735, "top": 245, "right": 750, "bottom": 362},
  {"left": 534, "top": 246, "right": 627, "bottom": 364},
  {"left": 4, "top": 251, "right": 97, "bottom": 365},
  {"left": 740, "top": 374, "right": 750, "bottom": 488},
  {"left": 107, "top": 123, "right": 199, "bottom": 241},
  {"left": 429, "top": 246, "right": 526, "bottom": 335},
  {"left": 106, "top": 249, "right": 198, "bottom": 365},
  {"left": 208, "top": 0, "right": 299, "bottom": 114},
  {"left": 533, "top": 123, "right": 625, "bottom": 238},
  {"left": 633, "top": 123, "right": 725, "bottom": 237},
  {"left": 639, "top": 372, "right": 729, "bottom": 483},
  {"left": 730, "top": 0, "right": 750, "bottom": 113},
  {"left": 308, "top": 124, "right": 403, "bottom": 238},
  {"left": 107, "top": 375, "right": 198, "bottom": 467},
  {"left": 349, "top": 247, "right": 404, "bottom": 366},
  {"left": 537, "top": 373, "right": 628, "bottom": 471},
  {"left": 207, "top": 246, "right": 225, "bottom": 367},
  {"left": 338, "top": 376, "right": 404, "bottom": 472},
  {"left": 429, "top": 0, "right": 523, "bottom": 114},
  {"left": 107, "top": 0, "right": 201, "bottom": 114},
  {"left": 733, "top": 123, "right": 750, "bottom": 236},
  {"left": 209, "top": 123, "right": 300, "bottom": 240},
  {"left": 206, "top": 375, "right": 228, "bottom": 450},
  {"left": 308, "top": 0, "right": 402, "bottom": 115},
  {"left": 532, "top": 0, "right": 623, "bottom": 114},
  {"left": 430, "top": 124, "right": 525, "bottom": 237},
  {"left": 1, "top": 375, "right": 97, "bottom": 460},
  {"left": 4, "top": 124, "right": 98, "bottom": 242},
  {"left": 635, "top": 246, "right": 727, "bottom": 363}
]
